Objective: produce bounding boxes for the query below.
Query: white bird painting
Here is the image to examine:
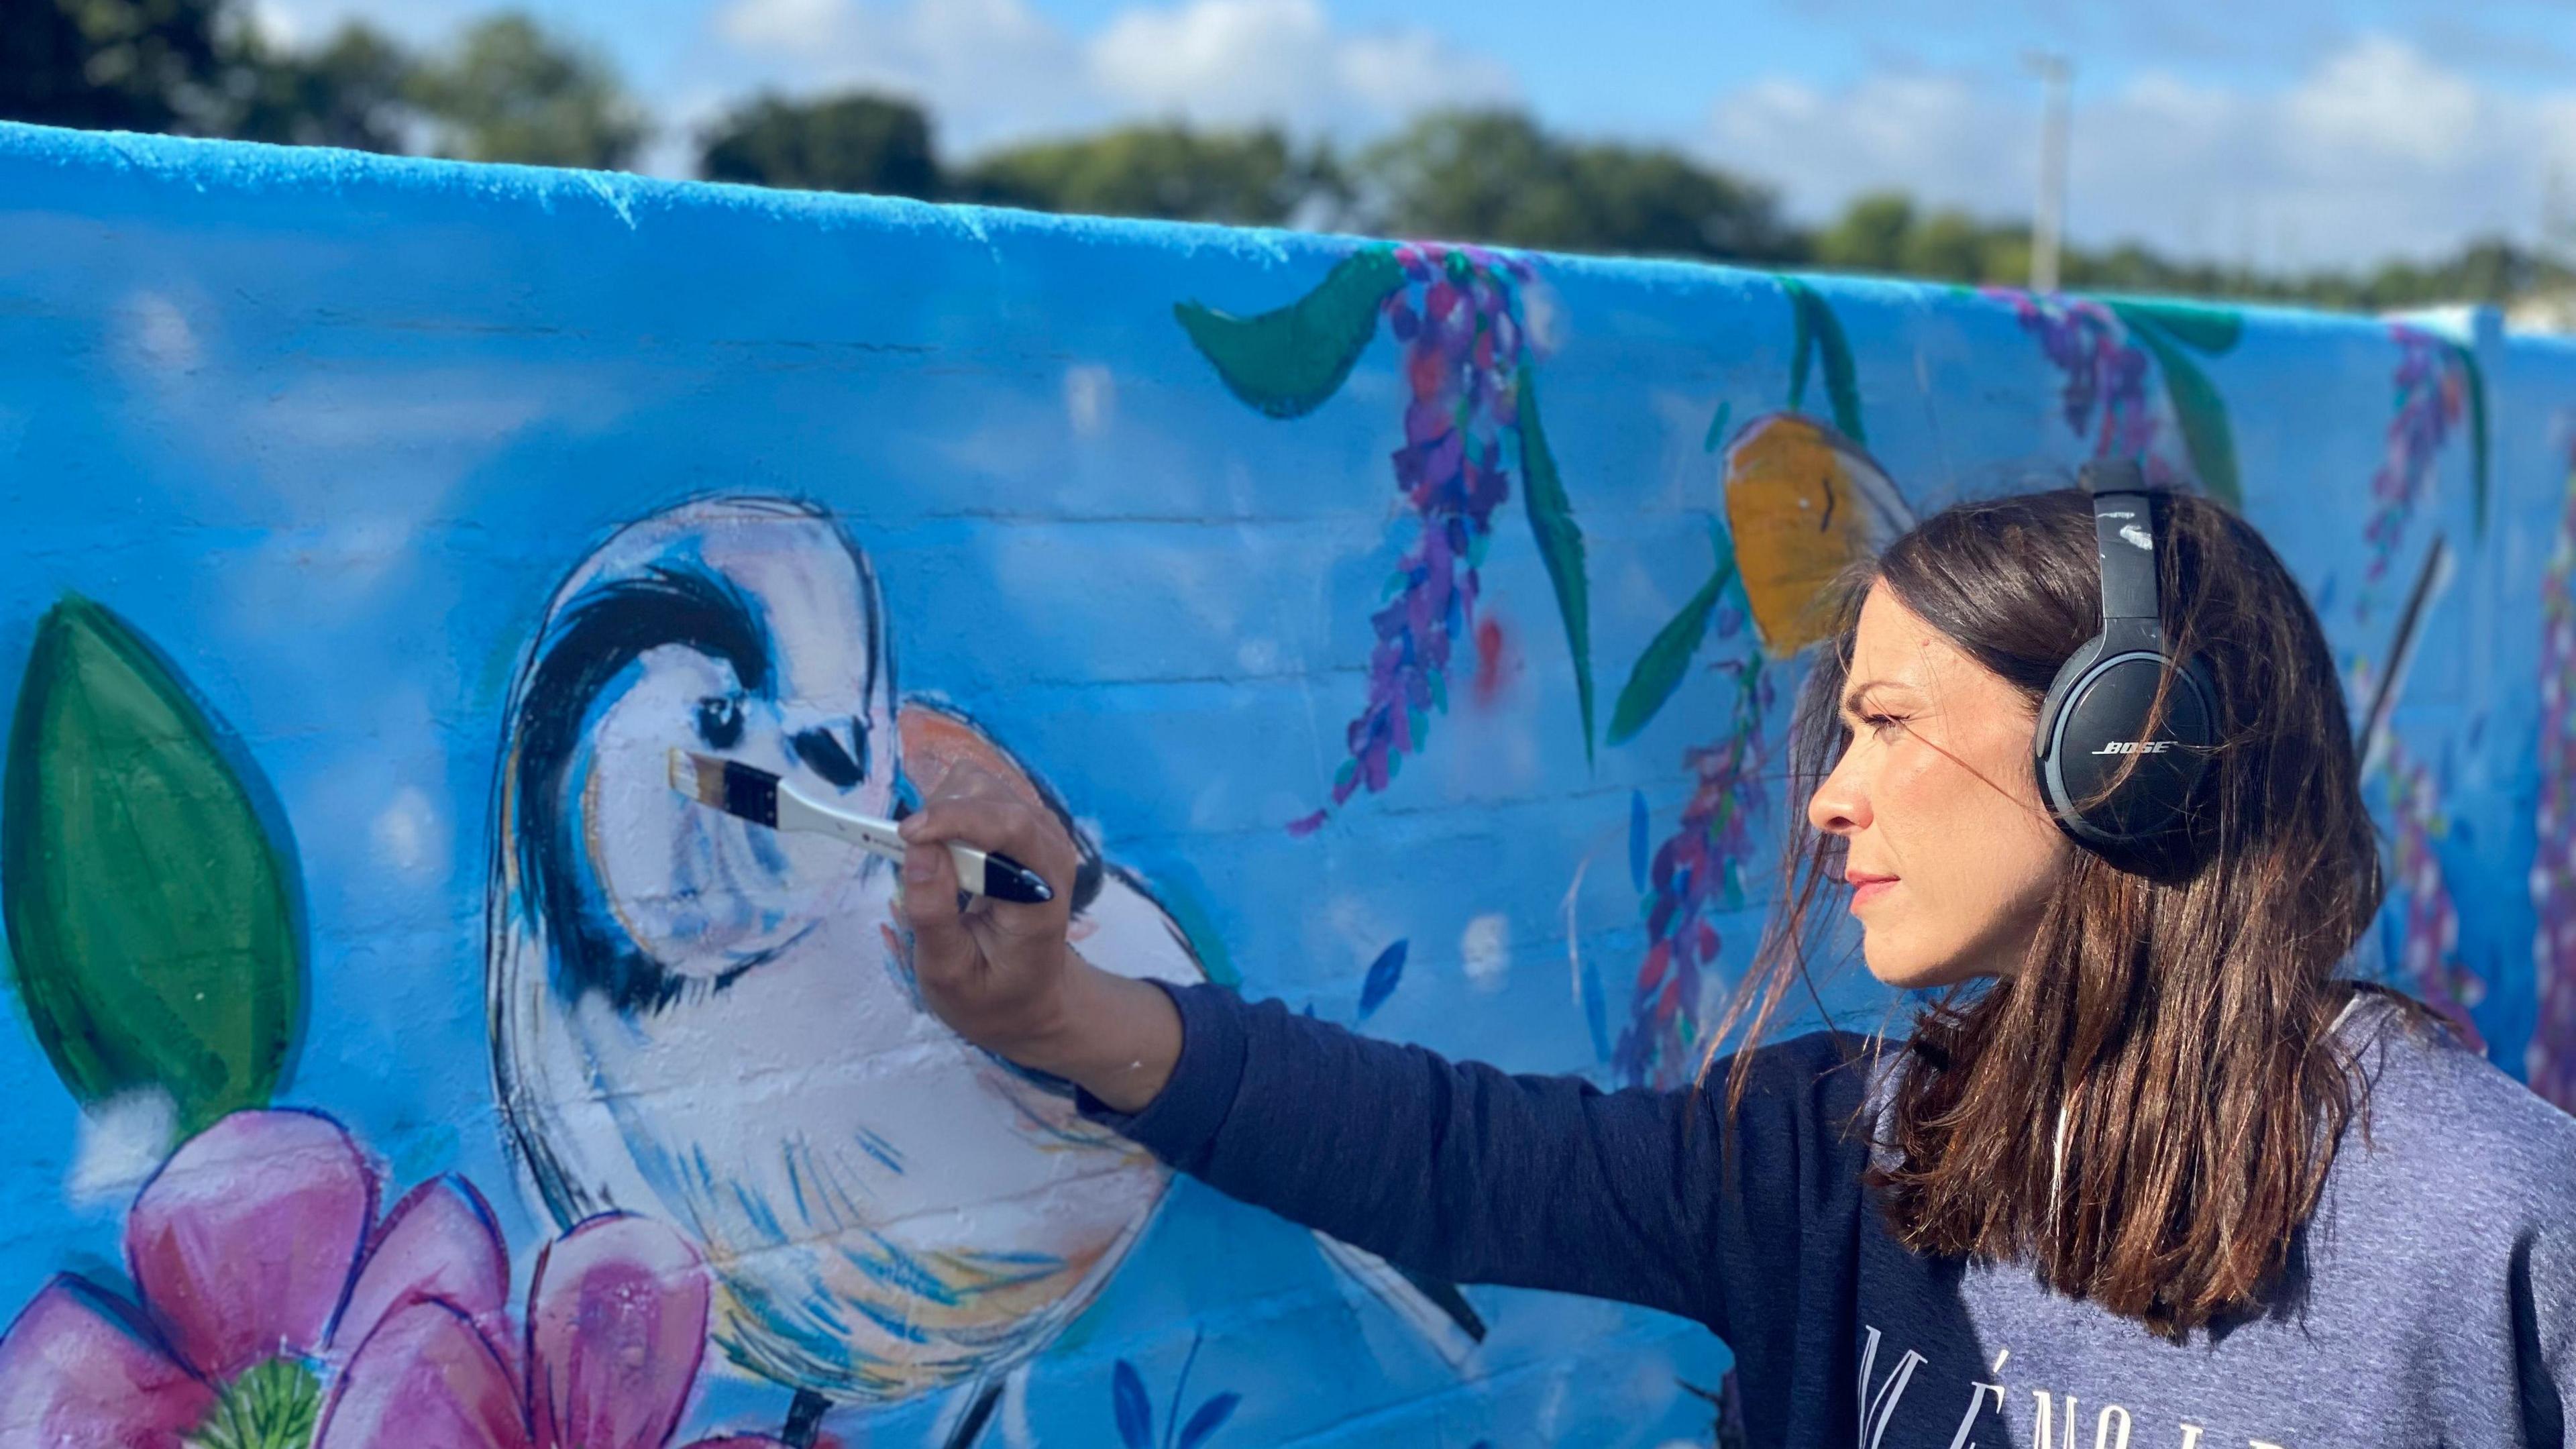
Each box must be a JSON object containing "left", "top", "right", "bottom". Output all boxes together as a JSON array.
[{"left": 486, "top": 496, "right": 1484, "bottom": 1446}]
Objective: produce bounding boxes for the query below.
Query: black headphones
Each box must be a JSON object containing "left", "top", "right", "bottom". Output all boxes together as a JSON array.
[{"left": 2032, "top": 460, "right": 2219, "bottom": 851}]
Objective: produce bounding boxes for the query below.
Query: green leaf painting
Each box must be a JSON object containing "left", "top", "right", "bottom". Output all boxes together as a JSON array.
[
  {"left": 2099, "top": 297, "right": 2243, "bottom": 356},
  {"left": 1518, "top": 371, "right": 1596, "bottom": 761},
  {"left": 1780, "top": 276, "right": 1866, "bottom": 444},
  {"left": 1608, "top": 525, "right": 1738, "bottom": 747},
  {"left": 1173, "top": 247, "right": 1406, "bottom": 419},
  {"left": 2, "top": 595, "right": 305, "bottom": 1133},
  {"left": 2119, "top": 316, "right": 2243, "bottom": 511}
]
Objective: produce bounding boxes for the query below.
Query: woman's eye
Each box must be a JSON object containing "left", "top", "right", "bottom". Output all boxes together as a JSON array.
[
  {"left": 696, "top": 695, "right": 745, "bottom": 749},
  {"left": 1863, "top": 712, "right": 1908, "bottom": 739}
]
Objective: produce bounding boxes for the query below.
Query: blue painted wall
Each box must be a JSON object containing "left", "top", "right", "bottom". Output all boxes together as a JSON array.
[{"left": 0, "top": 121, "right": 2568, "bottom": 1448}]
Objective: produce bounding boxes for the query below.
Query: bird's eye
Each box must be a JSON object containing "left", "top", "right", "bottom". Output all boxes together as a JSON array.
[{"left": 696, "top": 695, "right": 745, "bottom": 749}]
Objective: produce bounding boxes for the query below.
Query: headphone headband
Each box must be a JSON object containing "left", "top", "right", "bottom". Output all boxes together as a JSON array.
[{"left": 2084, "top": 460, "right": 2162, "bottom": 634}]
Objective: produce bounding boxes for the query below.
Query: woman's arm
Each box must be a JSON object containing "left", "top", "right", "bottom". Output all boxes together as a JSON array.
[
  {"left": 1077, "top": 974, "right": 1786, "bottom": 1324},
  {"left": 894, "top": 768, "right": 1859, "bottom": 1332}
]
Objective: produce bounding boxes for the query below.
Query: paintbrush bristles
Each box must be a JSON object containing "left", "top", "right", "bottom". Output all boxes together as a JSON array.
[
  {"left": 667, "top": 749, "right": 724, "bottom": 808},
  {"left": 669, "top": 749, "right": 782, "bottom": 828}
]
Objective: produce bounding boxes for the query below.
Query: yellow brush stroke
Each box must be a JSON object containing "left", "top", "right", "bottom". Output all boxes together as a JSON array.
[{"left": 1721, "top": 413, "right": 1913, "bottom": 654}]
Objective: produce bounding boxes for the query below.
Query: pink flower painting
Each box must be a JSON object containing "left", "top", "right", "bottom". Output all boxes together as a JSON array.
[
  {"left": 0, "top": 1108, "right": 778, "bottom": 1449},
  {"left": 316, "top": 1213, "right": 782, "bottom": 1449}
]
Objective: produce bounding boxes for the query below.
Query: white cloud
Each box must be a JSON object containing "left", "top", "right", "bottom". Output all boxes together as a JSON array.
[
  {"left": 719, "top": 0, "right": 842, "bottom": 48},
  {"left": 2286, "top": 36, "right": 2480, "bottom": 168},
  {"left": 710, "top": 0, "right": 1515, "bottom": 151},
  {"left": 1707, "top": 34, "right": 2576, "bottom": 270},
  {"left": 1090, "top": 0, "right": 1510, "bottom": 133},
  {"left": 714, "top": 0, "right": 1095, "bottom": 148}
]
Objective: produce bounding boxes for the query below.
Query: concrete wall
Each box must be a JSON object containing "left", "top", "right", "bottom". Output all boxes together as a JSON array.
[{"left": 0, "top": 120, "right": 2567, "bottom": 1448}]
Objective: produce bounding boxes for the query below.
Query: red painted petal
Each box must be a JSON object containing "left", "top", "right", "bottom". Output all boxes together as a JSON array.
[
  {"left": 125, "top": 1110, "right": 377, "bottom": 1381},
  {"left": 315, "top": 1299, "right": 529, "bottom": 1449},
  {"left": 334, "top": 1176, "right": 511, "bottom": 1363},
  {"left": 527, "top": 1215, "right": 709, "bottom": 1449},
  {"left": 0, "top": 1275, "right": 215, "bottom": 1448}
]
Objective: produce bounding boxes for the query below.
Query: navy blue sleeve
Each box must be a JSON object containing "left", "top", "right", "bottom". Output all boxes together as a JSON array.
[{"left": 1078, "top": 980, "right": 1878, "bottom": 1338}]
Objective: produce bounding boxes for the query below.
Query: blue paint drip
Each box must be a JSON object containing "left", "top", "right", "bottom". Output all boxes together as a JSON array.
[
  {"left": 1629, "top": 789, "right": 1650, "bottom": 894},
  {"left": 1358, "top": 940, "right": 1407, "bottom": 1020}
]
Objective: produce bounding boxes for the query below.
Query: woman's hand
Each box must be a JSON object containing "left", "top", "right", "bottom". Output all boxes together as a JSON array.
[
  {"left": 893, "top": 761, "right": 1080, "bottom": 1056},
  {"left": 895, "top": 763, "right": 1180, "bottom": 1111}
]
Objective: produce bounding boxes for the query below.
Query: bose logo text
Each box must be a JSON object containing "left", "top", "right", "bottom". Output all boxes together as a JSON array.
[{"left": 2092, "top": 741, "right": 2174, "bottom": 755}]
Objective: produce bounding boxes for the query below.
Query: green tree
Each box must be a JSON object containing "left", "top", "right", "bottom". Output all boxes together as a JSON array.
[
  {"left": 1, "top": 0, "right": 231, "bottom": 132},
  {"left": 1352, "top": 109, "right": 1799, "bottom": 262},
  {"left": 225, "top": 21, "right": 413, "bottom": 152},
  {"left": 407, "top": 13, "right": 642, "bottom": 169},
  {"left": 699, "top": 91, "right": 938, "bottom": 199},
  {"left": 1813, "top": 191, "right": 1914, "bottom": 273},
  {"left": 957, "top": 123, "right": 1328, "bottom": 225},
  {"left": 1556, "top": 141, "right": 1799, "bottom": 260},
  {"left": 1898, "top": 209, "right": 2006, "bottom": 283}
]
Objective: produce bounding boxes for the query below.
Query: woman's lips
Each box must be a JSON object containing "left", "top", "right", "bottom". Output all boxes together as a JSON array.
[{"left": 1846, "top": 871, "right": 1898, "bottom": 909}]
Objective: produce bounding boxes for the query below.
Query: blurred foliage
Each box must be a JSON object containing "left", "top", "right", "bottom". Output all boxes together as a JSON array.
[
  {"left": 956, "top": 122, "right": 1331, "bottom": 225},
  {"left": 407, "top": 14, "right": 643, "bottom": 168},
  {"left": 701, "top": 91, "right": 938, "bottom": 199},
  {"left": 4, "top": 3, "right": 2567, "bottom": 315},
  {"left": 1348, "top": 109, "right": 1804, "bottom": 264},
  {"left": 3, "top": 3, "right": 639, "bottom": 166},
  {"left": 2, "top": 0, "right": 232, "bottom": 133},
  {"left": 225, "top": 22, "right": 413, "bottom": 152}
]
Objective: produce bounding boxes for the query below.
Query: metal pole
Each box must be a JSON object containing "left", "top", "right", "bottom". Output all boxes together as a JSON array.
[{"left": 2023, "top": 52, "right": 2072, "bottom": 293}]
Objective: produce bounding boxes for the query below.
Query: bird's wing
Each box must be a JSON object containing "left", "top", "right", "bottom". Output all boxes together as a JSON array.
[{"left": 898, "top": 698, "right": 1211, "bottom": 969}]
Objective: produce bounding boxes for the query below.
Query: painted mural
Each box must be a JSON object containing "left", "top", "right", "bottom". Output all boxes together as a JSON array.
[{"left": 0, "top": 119, "right": 2572, "bottom": 1448}]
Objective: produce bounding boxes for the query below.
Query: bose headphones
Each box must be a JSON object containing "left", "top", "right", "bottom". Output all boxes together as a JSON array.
[{"left": 2032, "top": 460, "right": 2219, "bottom": 853}]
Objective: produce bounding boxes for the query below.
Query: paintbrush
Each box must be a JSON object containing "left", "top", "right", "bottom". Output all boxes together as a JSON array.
[{"left": 667, "top": 749, "right": 1056, "bottom": 906}]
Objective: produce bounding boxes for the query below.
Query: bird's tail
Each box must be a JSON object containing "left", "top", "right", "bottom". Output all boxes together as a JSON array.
[{"left": 1309, "top": 1232, "right": 1487, "bottom": 1370}]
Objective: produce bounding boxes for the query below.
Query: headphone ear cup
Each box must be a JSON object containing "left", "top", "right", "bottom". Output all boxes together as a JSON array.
[
  {"left": 2034, "top": 633, "right": 2111, "bottom": 828},
  {"left": 2037, "top": 644, "right": 2219, "bottom": 848}
]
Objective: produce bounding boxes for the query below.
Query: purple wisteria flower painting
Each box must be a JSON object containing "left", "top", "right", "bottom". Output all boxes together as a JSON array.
[
  {"left": 2531, "top": 442, "right": 2576, "bottom": 1108},
  {"left": 1176, "top": 241, "right": 1593, "bottom": 836},
  {"left": 1618, "top": 657, "right": 1775, "bottom": 1089},
  {"left": 2002, "top": 292, "right": 2160, "bottom": 463},
  {"left": 1289, "top": 246, "right": 1531, "bottom": 833},
  {"left": 2357, "top": 325, "right": 2469, "bottom": 619}
]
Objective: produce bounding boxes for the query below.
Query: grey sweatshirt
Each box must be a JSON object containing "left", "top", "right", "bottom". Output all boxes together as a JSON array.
[
  {"left": 1085, "top": 983, "right": 2576, "bottom": 1447},
  {"left": 1896, "top": 989, "right": 2576, "bottom": 1447}
]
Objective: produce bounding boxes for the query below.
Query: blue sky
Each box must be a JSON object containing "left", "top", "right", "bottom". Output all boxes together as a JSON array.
[{"left": 252, "top": 0, "right": 2576, "bottom": 270}]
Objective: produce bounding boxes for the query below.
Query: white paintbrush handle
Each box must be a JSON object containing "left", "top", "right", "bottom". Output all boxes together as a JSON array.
[{"left": 772, "top": 788, "right": 991, "bottom": 896}]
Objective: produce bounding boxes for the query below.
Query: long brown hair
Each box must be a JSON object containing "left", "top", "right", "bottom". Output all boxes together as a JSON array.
[{"left": 1704, "top": 485, "right": 2447, "bottom": 1342}]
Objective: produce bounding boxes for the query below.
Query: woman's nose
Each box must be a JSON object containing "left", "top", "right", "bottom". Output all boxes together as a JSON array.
[{"left": 1808, "top": 755, "right": 1870, "bottom": 835}]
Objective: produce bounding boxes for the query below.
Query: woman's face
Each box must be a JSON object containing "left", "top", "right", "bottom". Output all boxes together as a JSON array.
[{"left": 1807, "top": 582, "right": 2074, "bottom": 988}]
